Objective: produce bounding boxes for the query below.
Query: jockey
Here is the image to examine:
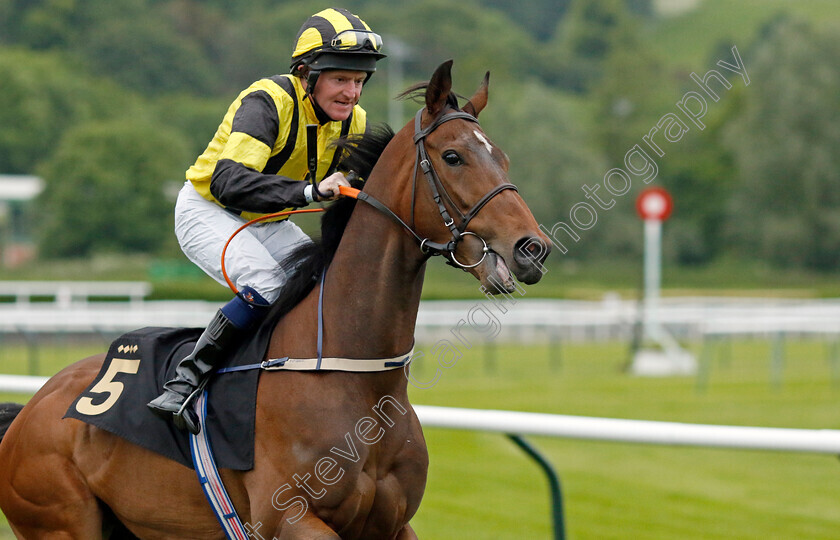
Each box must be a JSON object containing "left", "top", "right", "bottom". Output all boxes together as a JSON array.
[{"left": 148, "top": 7, "right": 386, "bottom": 434}]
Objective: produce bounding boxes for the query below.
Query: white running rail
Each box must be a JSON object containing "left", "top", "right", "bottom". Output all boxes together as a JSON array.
[
  {"left": 413, "top": 405, "right": 840, "bottom": 455},
  {"left": 3, "top": 375, "right": 840, "bottom": 455}
]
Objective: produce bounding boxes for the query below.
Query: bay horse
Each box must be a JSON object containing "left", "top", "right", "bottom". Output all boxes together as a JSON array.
[{"left": 0, "top": 60, "right": 550, "bottom": 539}]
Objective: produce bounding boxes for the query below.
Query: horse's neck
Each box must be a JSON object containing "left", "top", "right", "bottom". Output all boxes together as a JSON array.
[
  {"left": 322, "top": 194, "right": 426, "bottom": 359},
  {"left": 268, "top": 129, "right": 424, "bottom": 363},
  {"left": 315, "top": 130, "right": 426, "bottom": 359}
]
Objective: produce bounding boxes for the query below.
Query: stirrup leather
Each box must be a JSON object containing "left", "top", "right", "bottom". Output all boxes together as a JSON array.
[{"left": 172, "top": 377, "right": 212, "bottom": 434}]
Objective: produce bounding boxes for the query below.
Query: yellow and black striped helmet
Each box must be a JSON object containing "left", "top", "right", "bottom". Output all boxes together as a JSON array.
[{"left": 290, "top": 8, "right": 385, "bottom": 84}]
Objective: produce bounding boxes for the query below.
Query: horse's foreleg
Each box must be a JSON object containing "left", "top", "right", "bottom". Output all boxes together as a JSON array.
[
  {"left": 275, "top": 510, "right": 340, "bottom": 540},
  {"left": 0, "top": 409, "right": 107, "bottom": 539},
  {"left": 3, "top": 472, "right": 105, "bottom": 540},
  {"left": 395, "top": 523, "right": 419, "bottom": 540}
]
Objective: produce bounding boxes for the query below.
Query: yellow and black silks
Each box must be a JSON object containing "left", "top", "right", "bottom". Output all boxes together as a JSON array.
[{"left": 187, "top": 74, "right": 366, "bottom": 222}]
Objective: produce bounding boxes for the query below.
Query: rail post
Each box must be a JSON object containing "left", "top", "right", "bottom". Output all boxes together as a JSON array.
[{"left": 507, "top": 434, "right": 565, "bottom": 540}]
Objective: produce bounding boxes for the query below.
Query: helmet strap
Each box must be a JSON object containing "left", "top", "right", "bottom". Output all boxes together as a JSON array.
[
  {"left": 303, "top": 73, "right": 334, "bottom": 125},
  {"left": 295, "top": 65, "right": 330, "bottom": 124}
]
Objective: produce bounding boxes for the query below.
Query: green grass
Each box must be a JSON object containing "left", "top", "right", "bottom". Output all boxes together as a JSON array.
[
  {"left": 2, "top": 339, "right": 840, "bottom": 538},
  {"left": 406, "top": 339, "right": 840, "bottom": 539}
]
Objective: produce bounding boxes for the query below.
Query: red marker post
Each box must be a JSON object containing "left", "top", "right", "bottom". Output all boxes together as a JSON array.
[
  {"left": 636, "top": 187, "right": 673, "bottom": 324},
  {"left": 636, "top": 186, "right": 673, "bottom": 222},
  {"left": 632, "top": 187, "right": 694, "bottom": 375},
  {"left": 636, "top": 187, "right": 674, "bottom": 340}
]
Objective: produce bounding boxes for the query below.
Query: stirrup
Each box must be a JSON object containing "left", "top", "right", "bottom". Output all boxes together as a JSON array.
[{"left": 172, "top": 378, "right": 210, "bottom": 434}]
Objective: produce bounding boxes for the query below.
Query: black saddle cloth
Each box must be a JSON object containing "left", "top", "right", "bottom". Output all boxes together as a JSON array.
[{"left": 64, "top": 320, "right": 274, "bottom": 471}]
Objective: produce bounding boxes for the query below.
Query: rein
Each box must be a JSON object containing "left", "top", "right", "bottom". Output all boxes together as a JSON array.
[{"left": 221, "top": 106, "right": 518, "bottom": 296}]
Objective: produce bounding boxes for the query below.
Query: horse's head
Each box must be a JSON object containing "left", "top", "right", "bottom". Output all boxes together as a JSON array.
[{"left": 410, "top": 60, "right": 551, "bottom": 292}]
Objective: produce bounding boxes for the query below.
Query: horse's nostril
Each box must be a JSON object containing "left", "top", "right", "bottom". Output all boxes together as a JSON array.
[
  {"left": 512, "top": 237, "right": 550, "bottom": 284},
  {"left": 514, "top": 237, "right": 550, "bottom": 266}
]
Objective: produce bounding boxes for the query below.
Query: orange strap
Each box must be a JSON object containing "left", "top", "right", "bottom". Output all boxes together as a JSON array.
[
  {"left": 221, "top": 188, "right": 361, "bottom": 295},
  {"left": 221, "top": 208, "right": 325, "bottom": 294},
  {"left": 338, "top": 185, "right": 361, "bottom": 198}
]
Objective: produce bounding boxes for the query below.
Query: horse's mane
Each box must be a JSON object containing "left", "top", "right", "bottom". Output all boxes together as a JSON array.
[
  {"left": 263, "top": 123, "right": 395, "bottom": 322},
  {"left": 397, "top": 83, "right": 462, "bottom": 110}
]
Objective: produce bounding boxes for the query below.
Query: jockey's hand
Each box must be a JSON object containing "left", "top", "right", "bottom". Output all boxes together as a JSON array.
[{"left": 315, "top": 172, "right": 351, "bottom": 201}]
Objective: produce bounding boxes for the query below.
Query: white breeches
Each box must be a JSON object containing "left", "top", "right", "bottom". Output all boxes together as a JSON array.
[{"left": 174, "top": 182, "right": 312, "bottom": 303}]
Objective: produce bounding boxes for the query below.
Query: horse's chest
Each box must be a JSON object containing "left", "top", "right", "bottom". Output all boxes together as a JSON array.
[
  {"left": 316, "top": 437, "right": 428, "bottom": 538},
  {"left": 256, "top": 379, "right": 428, "bottom": 536}
]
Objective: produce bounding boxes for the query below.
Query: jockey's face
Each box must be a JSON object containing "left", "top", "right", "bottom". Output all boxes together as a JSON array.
[{"left": 312, "top": 70, "right": 366, "bottom": 121}]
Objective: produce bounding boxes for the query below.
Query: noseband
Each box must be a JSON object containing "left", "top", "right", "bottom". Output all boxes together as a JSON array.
[{"left": 352, "top": 107, "right": 518, "bottom": 269}]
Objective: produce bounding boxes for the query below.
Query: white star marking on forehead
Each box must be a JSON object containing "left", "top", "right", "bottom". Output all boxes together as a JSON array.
[{"left": 473, "top": 130, "right": 493, "bottom": 155}]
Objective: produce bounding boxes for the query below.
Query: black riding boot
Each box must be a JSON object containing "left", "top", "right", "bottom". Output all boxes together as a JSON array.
[
  {"left": 147, "top": 310, "right": 241, "bottom": 433},
  {"left": 148, "top": 286, "right": 269, "bottom": 434}
]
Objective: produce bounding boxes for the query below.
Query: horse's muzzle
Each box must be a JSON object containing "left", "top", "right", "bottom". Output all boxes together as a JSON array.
[{"left": 512, "top": 236, "right": 551, "bottom": 284}]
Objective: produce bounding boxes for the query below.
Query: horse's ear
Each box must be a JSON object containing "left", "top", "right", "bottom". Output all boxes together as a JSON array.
[
  {"left": 463, "top": 71, "right": 490, "bottom": 118},
  {"left": 426, "top": 60, "right": 453, "bottom": 117}
]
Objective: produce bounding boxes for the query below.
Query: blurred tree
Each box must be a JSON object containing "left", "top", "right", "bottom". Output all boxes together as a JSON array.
[
  {"left": 542, "top": 0, "right": 639, "bottom": 93},
  {"left": 377, "top": 0, "right": 541, "bottom": 83},
  {"left": 153, "top": 94, "right": 229, "bottom": 159},
  {"left": 161, "top": 0, "right": 278, "bottom": 93},
  {"left": 9, "top": 0, "right": 82, "bottom": 49},
  {"left": 79, "top": 16, "right": 220, "bottom": 95},
  {"left": 472, "top": 0, "right": 650, "bottom": 43},
  {"left": 655, "top": 43, "right": 744, "bottom": 265},
  {"left": 36, "top": 119, "right": 190, "bottom": 257},
  {"left": 723, "top": 17, "right": 840, "bottom": 270},
  {"left": 0, "top": 0, "right": 225, "bottom": 95},
  {"left": 660, "top": 128, "right": 736, "bottom": 265},
  {"left": 624, "top": 0, "right": 653, "bottom": 17},
  {"left": 191, "top": 0, "right": 272, "bottom": 11},
  {"left": 0, "top": 48, "right": 142, "bottom": 174},
  {"left": 591, "top": 45, "right": 672, "bottom": 163},
  {"left": 560, "top": 23, "right": 676, "bottom": 261},
  {"left": 1, "top": 0, "right": 151, "bottom": 50},
  {"left": 477, "top": 0, "right": 572, "bottom": 42},
  {"left": 231, "top": 2, "right": 324, "bottom": 84}
]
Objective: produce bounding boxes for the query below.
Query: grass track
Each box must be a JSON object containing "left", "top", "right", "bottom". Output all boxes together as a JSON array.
[
  {"left": 3, "top": 339, "right": 839, "bottom": 538},
  {"left": 406, "top": 340, "right": 840, "bottom": 539}
]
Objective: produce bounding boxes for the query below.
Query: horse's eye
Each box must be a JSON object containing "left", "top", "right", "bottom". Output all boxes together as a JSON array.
[{"left": 442, "top": 151, "right": 462, "bottom": 166}]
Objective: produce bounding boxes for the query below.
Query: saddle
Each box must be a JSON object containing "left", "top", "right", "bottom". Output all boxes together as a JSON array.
[{"left": 64, "top": 320, "right": 275, "bottom": 470}]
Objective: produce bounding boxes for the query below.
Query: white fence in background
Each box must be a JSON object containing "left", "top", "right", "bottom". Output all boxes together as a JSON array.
[
  {"left": 0, "top": 281, "right": 151, "bottom": 308},
  {"left": 416, "top": 297, "right": 840, "bottom": 342},
  {"left": 0, "top": 300, "right": 216, "bottom": 334},
  {"left": 2, "top": 294, "right": 840, "bottom": 341}
]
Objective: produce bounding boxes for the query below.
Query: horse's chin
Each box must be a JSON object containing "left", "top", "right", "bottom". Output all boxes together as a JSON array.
[{"left": 476, "top": 250, "right": 517, "bottom": 294}]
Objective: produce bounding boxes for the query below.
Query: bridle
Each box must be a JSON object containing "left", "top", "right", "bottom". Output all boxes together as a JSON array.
[{"left": 350, "top": 107, "right": 518, "bottom": 269}]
